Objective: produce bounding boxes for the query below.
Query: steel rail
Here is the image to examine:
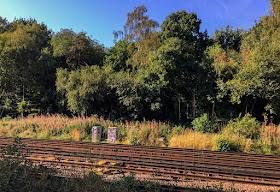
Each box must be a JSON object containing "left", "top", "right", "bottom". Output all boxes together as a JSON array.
[{"left": 0, "top": 137, "right": 280, "bottom": 187}]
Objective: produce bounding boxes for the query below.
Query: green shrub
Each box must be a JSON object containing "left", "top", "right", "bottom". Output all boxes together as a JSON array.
[
  {"left": 192, "top": 113, "right": 216, "bottom": 133},
  {"left": 128, "top": 127, "right": 141, "bottom": 145},
  {"left": 168, "top": 125, "right": 185, "bottom": 140},
  {"left": 226, "top": 114, "right": 260, "bottom": 139},
  {"left": 215, "top": 135, "right": 240, "bottom": 152}
]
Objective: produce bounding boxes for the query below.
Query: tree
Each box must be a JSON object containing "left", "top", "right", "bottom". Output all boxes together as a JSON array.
[
  {"left": 109, "top": 64, "right": 166, "bottom": 120},
  {"left": 0, "top": 19, "right": 55, "bottom": 117},
  {"left": 203, "top": 0, "right": 280, "bottom": 120},
  {"left": 67, "top": 32, "right": 105, "bottom": 69},
  {"left": 234, "top": 0, "right": 280, "bottom": 117},
  {"left": 114, "top": 5, "right": 160, "bottom": 69},
  {"left": 0, "top": 17, "right": 9, "bottom": 34},
  {"left": 154, "top": 11, "right": 210, "bottom": 121},
  {"left": 114, "top": 5, "right": 159, "bottom": 43},
  {"left": 103, "top": 40, "right": 133, "bottom": 72},
  {"left": 214, "top": 25, "right": 244, "bottom": 52},
  {"left": 56, "top": 65, "right": 113, "bottom": 116},
  {"left": 51, "top": 29, "right": 75, "bottom": 59},
  {"left": 51, "top": 29, "right": 105, "bottom": 69}
]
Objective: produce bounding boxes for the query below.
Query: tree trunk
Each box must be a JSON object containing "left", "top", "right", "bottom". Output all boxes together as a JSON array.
[
  {"left": 165, "top": 105, "right": 168, "bottom": 120},
  {"left": 0, "top": 109, "right": 4, "bottom": 118},
  {"left": 211, "top": 100, "right": 215, "bottom": 120},
  {"left": 22, "top": 83, "right": 25, "bottom": 117},
  {"left": 178, "top": 97, "right": 181, "bottom": 122},
  {"left": 192, "top": 92, "right": 196, "bottom": 118},
  {"left": 250, "top": 98, "right": 257, "bottom": 115}
]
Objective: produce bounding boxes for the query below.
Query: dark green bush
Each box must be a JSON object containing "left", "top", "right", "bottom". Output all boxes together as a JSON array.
[{"left": 215, "top": 135, "right": 240, "bottom": 152}]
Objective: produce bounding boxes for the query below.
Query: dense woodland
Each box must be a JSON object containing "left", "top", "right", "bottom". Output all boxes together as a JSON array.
[{"left": 1, "top": 0, "right": 280, "bottom": 124}]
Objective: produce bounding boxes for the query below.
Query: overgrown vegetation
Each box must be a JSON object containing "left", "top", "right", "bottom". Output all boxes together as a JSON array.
[{"left": 0, "top": 114, "right": 279, "bottom": 155}]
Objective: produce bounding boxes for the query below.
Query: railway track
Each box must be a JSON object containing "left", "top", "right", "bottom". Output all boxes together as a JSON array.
[{"left": 0, "top": 137, "right": 280, "bottom": 187}]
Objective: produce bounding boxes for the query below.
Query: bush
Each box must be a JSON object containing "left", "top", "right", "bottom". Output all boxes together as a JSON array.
[
  {"left": 191, "top": 113, "right": 216, "bottom": 133},
  {"left": 225, "top": 114, "right": 260, "bottom": 139},
  {"left": 252, "top": 123, "right": 280, "bottom": 155},
  {"left": 168, "top": 125, "right": 185, "bottom": 141},
  {"left": 215, "top": 135, "right": 240, "bottom": 152}
]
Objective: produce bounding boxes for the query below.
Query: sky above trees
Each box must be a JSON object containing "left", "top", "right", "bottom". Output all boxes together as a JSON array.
[{"left": 0, "top": 0, "right": 271, "bottom": 47}]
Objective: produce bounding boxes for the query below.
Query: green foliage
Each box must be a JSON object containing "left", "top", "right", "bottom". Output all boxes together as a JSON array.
[
  {"left": 113, "top": 5, "right": 158, "bottom": 43},
  {"left": 160, "top": 11, "right": 202, "bottom": 42},
  {"left": 225, "top": 114, "right": 261, "bottom": 139},
  {"left": 0, "top": 16, "right": 9, "bottom": 34},
  {"left": 0, "top": 18, "right": 55, "bottom": 117},
  {"left": 204, "top": 0, "right": 280, "bottom": 118},
  {"left": 155, "top": 10, "right": 210, "bottom": 122},
  {"left": 252, "top": 122, "right": 280, "bottom": 155},
  {"left": 2, "top": 114, "right": 280, "bottom": 155},
  {"left": 68, "top": 32, "right": 105, "bottom": 68},
  {"left": 51, "top": 29, "right": 105, "bottom": 69},
  {"left": 113, "top": 5, "right": 160, "bottom": 70},
  {"left": 128, "top": 127, "right": 141, "bottom": 145},
  {"left": 104, "top": 40, "right": 132, "bottom": 72},
  {"left": 110, "top": 66, "right": 166, "bottom": 120},
  {"left": 214, "top": 25, "right": 244, "bottom": 52},
  {"left": 51, "top": 28, "right": 75, "bottom": 58},
  {"left": 0, "top": 137, "right": 50, "bottom": 192},
  {"left": 56, "top": 65, "right": 113, "bottom": 116},
  {"left": 215, "top": 135, "right": 240, "bottom": 152},
  {"left": 191, "top": 113, "right": 216, "bottom": 133},
  {"left": 110, "top": 173, "right": 164, "bottom": 192},
  {"left": 168, "top": 125, "right": 186, "bottom": 142}
]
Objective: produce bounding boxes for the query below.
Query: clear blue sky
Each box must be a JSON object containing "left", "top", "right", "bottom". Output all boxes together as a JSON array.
[{"left": 0, "top": 0, "right": 271, "bottom": 48}]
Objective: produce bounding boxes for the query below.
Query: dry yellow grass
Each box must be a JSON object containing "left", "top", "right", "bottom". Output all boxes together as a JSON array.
[
  {"left": 169, "top": 129, "right": 219, "bottom": 151},
  {"left": 71, "top": 128, "right": 81, "bottom": 141},
  {"left": 0, "top": 127, "right": 8, "bottom": 137}
]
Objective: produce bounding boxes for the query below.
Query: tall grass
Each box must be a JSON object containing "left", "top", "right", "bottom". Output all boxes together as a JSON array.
[
  {"left": 119, "top": 119, "right": 172, "bottom": 146},
  {"left": 169, "top": 129, "right": 219, "bottom": 151},
  {"left": 253, "top": 122, "right": 280, "bottom": 154},
  {"left": 1, "top": 114, "right": 280, "bottom": 155},
  {"left": 0, "top": 114, "right": 173, "bottom": 145},
  {"left": 0, "top": 114, "right": 114, "bottom": 141}
]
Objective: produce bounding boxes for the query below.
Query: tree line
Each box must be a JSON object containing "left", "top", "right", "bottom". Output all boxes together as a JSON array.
[{"left": 1, "top": 0, "right": 280, "bottom": 123}]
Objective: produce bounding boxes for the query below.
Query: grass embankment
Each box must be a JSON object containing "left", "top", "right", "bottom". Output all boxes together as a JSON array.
[{"left": 0, "top": 114, "right": 280, "bottom": 155}]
